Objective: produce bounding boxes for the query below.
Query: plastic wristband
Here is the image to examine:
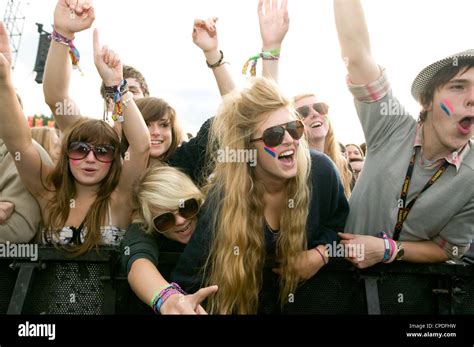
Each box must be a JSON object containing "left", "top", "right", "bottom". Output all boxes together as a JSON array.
[{"left": 379, "top": 231, "right": 391, "bottom": 262}]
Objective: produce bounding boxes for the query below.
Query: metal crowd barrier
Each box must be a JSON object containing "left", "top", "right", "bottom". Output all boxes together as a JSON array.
[{"left": 0, "top": 246, "right": 473, "bottom": 315}]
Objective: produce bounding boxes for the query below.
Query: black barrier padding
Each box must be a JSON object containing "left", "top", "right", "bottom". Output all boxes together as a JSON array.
[
  {"left": 22, "top": 262, "right": 106, "bottom": 315},
  {"left": 285, "top": 266, "right": 367, "bottom": 314},
  {"left": 377, "top": 272, "right": 439, "bottom": 314},
  {"left": 0, "top": 260, "right": 17, "bottom": 314},
  {"left": 1, "top": 247, "right": 474, "bottom": 315},
  {"left": 451, "top": 275, "right": 474, "bottom": 314}
]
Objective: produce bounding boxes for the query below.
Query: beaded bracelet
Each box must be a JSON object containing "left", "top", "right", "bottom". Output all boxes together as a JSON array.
[
  {"left": 242, "top": 48, "right": 281, "bottom": 77},
  {"left": 50, "top": 29, "right": 82, "bottom": 73}
]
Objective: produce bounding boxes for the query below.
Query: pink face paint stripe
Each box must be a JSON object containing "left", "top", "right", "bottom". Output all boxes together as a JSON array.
[
  {"left": 441, "top": 98, "right": 455, "bottom": 115},
  {"left": 264, "top": 146, "right": 276, "bottom": 158}
]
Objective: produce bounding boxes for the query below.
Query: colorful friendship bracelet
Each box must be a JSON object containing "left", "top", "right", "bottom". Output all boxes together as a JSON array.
[
  {"left": 50, "top": 29, "right": 82, "bottom": 73},
  {"left": 149, "top": 284, "right": 173, "bottom": 307},
  {"left": 242, "top": 48, "right": 281, "bottom": 77},
  {"left": 151, "top": 282, "right": 187, "bottom": 314},
  {"left": 104, "top": 80, "right": 129, "bottom": 122}
]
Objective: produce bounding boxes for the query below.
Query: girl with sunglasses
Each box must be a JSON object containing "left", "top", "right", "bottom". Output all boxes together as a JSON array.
[
  {"left": 252, "top": 0, "right": 353, "bottom": 198},
  {"left": 121, "top": 166, "right": 218, "bottom": 314},
  {"left": 0, "top": 5, "right": 149, "bottom": 255},
  {"left": 171, "top": 77, "right": 349, "bottom": 314},
  {"left": 293, "top": 95, "right": 353, "bottom": 197},
  {"left": 118, "top": 17, "right": 236, "bottom": 315}
]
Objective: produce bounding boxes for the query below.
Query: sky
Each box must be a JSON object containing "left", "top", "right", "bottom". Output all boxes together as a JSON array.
[{"left": 3, "top": 0, "right": 474, "bottom": 145}]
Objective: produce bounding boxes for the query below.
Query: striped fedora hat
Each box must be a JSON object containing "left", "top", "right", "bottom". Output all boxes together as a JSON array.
[{"left": 411, "top": 49, "right": 474, "bottom": 102}]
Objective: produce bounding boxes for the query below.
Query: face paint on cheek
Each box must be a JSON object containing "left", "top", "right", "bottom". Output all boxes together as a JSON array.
[
  {"left": 440, "top": 98, "right": 455, "bottom": 117},
  {"left": 264, "top": 146, "right": 277, "bottom": 158}
]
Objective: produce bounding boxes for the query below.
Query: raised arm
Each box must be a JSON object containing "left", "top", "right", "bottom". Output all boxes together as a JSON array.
[
  {"left": 333, "top": 0, "right": 379, "bottom": 84},
  {"left": 43, "top": 0, "right": 95, "bottom": 131},
  {"left": 92, "top": 30, "right": 150, "bottom": 205},
  {"left": 192, "top": 17, "right": 235, "bottom": 97},
  {"left": 0, "top": 23, "right": 53, "bottom": 200},
  {"left": 259, "top": 0, "right": 289, "bottom": 82}
]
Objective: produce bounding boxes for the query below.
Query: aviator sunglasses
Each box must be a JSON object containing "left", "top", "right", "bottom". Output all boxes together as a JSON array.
[
  {"left": 67, "top": 141, "right": 116, "bottom": 163},
  {"left": 296, "top": 102, "right": 329, "bottom": 119},
  {"left": 250, "top": 120, "right": 305, "bottom": 148},
  {"left": 153, "top": 198, "right": 200, "bottom": 232}
]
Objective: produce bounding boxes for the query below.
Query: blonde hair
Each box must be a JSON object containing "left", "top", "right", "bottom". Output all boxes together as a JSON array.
[
  {"left": 204, "top": 77, "right": 311, "bottom": 314},
  {"left": 31, "top": 127, "right": 59, "bottom": 161},
  {"left": 294, "top": 93, "right": 352, "bottom": 198},
  {"left": 132, "top": 165, "right": 204, "bottom": 234}
]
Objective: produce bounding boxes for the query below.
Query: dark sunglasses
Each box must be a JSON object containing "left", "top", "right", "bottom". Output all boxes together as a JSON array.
[
  {"left": 67, "top": 141, "right": 116, "bottom": 163},
  {"left": 296, "top": 103, "right": 329, "bottom": 119},
  {"left": 153, "top": 198, "right": 200, "bottom": 233},
  {"left": 250, "top": 120, "right": 304, "bottom": 148}
]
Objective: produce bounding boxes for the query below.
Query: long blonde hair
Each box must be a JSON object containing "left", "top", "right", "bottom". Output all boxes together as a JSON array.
[
  {"left": 131, "top": 165, "right": 204, "bottom": 234},
  {"left": 204, "top": 78, "right": 311, "bottom": 314},
  {"left": 294, "top": 94, "right": 352, "bottom": 198}
]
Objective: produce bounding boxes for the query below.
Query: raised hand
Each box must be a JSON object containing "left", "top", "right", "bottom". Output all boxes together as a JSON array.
[
  {"left": 192, "top": 17, "right": 219, "bottom": 53},
  {"left": 54, "top": 0, "right": 95, "bottom": 39},
  {"left": 258, "top": 0, "right": 289, "bottom": 50},
  {"left": 160, "top": 285, "right": 219, "bottom": 314},
  {"left": 0, "top": 22, "right": 13, "bottom": 81},
  {"left": 93, "top": 29, "right": 123, "bottom": 86}
]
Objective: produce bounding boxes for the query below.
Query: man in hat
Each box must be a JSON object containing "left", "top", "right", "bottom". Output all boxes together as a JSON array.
[{"left": 334, "top": 0, "right": 474, "bottom": 268}]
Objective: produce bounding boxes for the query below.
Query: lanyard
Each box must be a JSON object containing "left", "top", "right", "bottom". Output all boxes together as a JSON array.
[{"left": 392, "top": 150, "right": 450, "bottom": 241}]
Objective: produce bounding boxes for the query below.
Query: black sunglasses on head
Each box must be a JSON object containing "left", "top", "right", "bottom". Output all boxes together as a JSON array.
[
  {"left": 250, "top": 120, "right": 305, "bottom": 148},
  {"left": 153, "top": 198, "right": 200, "bottom": 233},
  {"left": 67, "top": 141, "right": 116, "bottom": 163},
  {"left": 296, "top": 103, "right": 329, "bottom": 119}
]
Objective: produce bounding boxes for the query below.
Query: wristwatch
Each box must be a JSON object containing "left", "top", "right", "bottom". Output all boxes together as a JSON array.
[{"left": 396, "top": 241, "right": 405, "bottom": 261}]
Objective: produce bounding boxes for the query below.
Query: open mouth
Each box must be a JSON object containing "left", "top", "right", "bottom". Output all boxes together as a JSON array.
[
  {"left": 151, "top": 140, "right": 164, "bottom": 145},
  {"left": 458, "top": 116, "right": 473, "bottom": 135},
  {"left": 278, "top": 150, "right": 295, "bottom": 164},
  {"left": 311, "top": 121, "right": 323, "bottom": 128}
]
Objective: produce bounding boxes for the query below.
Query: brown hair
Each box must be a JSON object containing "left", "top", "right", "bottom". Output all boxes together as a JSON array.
[
  {"left": 346, "top": 143, "right": 365, "bottom": 159},
  {"left": 418, "top": 61, "right": 474, "bottom": 122},
  {"left": 44, "top": 118, "right": 122, "bottom": 256},
  {"left": 120, "top": 97, "right": 180, "bottom": 161},
  {"left": 100, "top": 64, "right": 150, "bottom": 99}
]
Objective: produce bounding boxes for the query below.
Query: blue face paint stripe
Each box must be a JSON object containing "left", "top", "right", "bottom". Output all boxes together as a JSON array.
[
  {"left": 264, "top": 146, "right": 276, "bottom": 158},
  {"left": 440, "top": 103, "right": 451, "bottom": 116}
]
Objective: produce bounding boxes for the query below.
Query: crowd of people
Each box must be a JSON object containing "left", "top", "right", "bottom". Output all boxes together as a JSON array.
[{"left": 0, "top": 0, "right": 473, "bottom": 314}]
